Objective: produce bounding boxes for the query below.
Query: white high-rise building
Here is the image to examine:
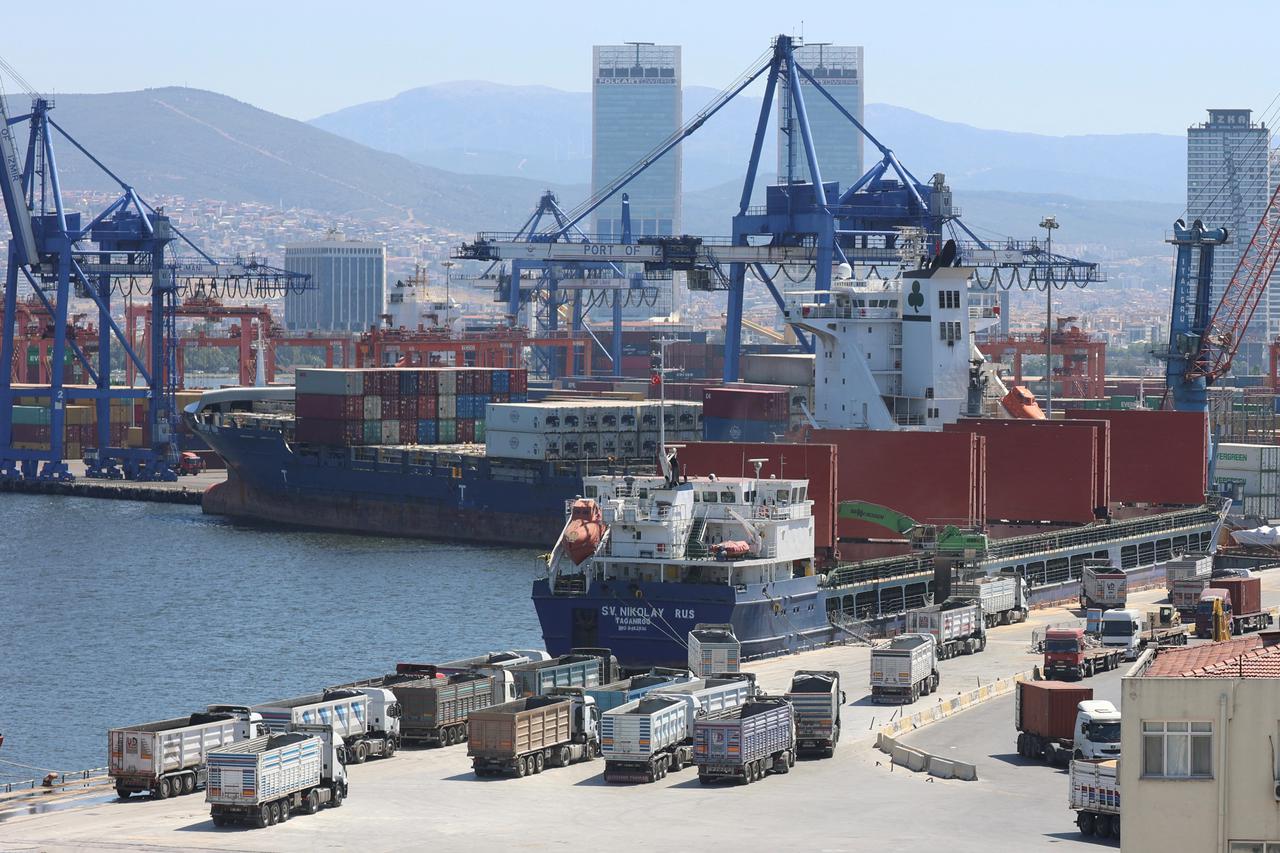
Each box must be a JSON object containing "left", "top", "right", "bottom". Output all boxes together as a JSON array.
[
  {"left": 284, "top": 239, "right": 386, "bottom": 333},
  {"left": 777, "top": 44, "right": 865, "bottom": 192},
  {"left": 1186, "top": 109, "right": 1272, "bottom": 365}
]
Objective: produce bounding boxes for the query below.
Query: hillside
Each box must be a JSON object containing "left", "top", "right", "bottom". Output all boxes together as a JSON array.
[{"left": 36, "top": 87, "right": 572, "bottom": 231}]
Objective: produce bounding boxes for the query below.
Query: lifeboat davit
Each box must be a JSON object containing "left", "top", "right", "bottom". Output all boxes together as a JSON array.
[{"left": 563, "top": 499, "right": 605, "bottom": 565}]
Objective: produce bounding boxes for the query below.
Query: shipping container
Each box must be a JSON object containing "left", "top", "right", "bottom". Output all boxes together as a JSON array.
[
  {"left": 1015, "top": 681, "right": 1092, "bottom": 742},
  {"left": 702, "top": 416, "right": 789, "bottom": 442},
  {"left": 1210, "top": 576, "right": 1262, "bottom": 617},
  {"left": 296, "top": 368, "right": 363, "bottom": 396},
  {"left": 742, "top": 353, "right": 815, "bottom": 387},
  {"left": 702, "top": 387, "right": 789, "bottom": 422}
]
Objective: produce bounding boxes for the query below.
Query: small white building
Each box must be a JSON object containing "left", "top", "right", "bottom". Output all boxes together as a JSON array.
[{"left": 1121, "top": 634, "right": 1280, "bottom": 852}]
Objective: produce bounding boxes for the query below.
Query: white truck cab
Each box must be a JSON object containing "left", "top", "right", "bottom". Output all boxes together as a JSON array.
[
  {"left": 205, "top": 705, "right": 270, "bottom": 739},
  {"left": 1098, "top": 609, "right": 1143, "bottom": 659},
  {"left": 1073, "top": 700, "right": 1121, "bottom": 760},
  {"left": 354, "top": 687, "right": 402, "bottom": 737}
]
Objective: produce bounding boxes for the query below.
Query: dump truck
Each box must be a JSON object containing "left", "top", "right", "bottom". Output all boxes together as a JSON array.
[
  {"left": 1070, "top": 758, "right": 1121, "bottom": 841},
  {"left": 694, "top": 696, "right": 796, "bottom": 785},
  {"left": 1080, "top": 563, "right": 1127, "bottom": 610},
  {"left": 870, "top": 633, "right": 939, "bottom": 703},
  {"left": 206, "top": 724, "right": 347, "bottom": 828},
  {"left": 1164, "top": 554, "right": 1211, "bottom": 592},
  {"left": 1171, "top": 577, "right": 1211, "bottom": 613},
  {"left": 252, "top": 687, "right": 400, "bottom": 763},
  {"left": 109, "top": 706, "right": 266, "bottom": 800},
  {"left": 1015, "top": 681, "right": 1120, "bottom": 766},
  {"left": 507, "top": 652, "right": 615, "bottom": 698},
  {"left": 953, "top": 572, "right": 1028, "bottom": 626},
  {"left": 599, "top": 676, "right": 756, "bottom": 783},
  {"left": 468, "top": 692, "right": 599, "bottom": 777},
  {"left": 1201, "top": 575, "right": 1272, "bottom": 636},
  {"left": 1043, "top": 627, "right": 1124, "bottom": 679},
  {"left": 786, "top": 670, "right": 845, "bottom": 758},
  {"left": 394, "top": 670, "right": 515, "bottom": 746},
  {"left": 1099, "top": 605, "right": 1189, "bottom": 660},
  {"left": 585, "top": 668, "right": 695, "bottom": 712},
  {"left": 688, "top": 624, "right": 741, "bottom": 676},
  {"left": 905, "top": 599, "right": 986, "bottom": 659}
]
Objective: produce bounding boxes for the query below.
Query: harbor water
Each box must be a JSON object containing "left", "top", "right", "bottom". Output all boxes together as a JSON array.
[{"left": 0, "top": 493, "right": 543, "bottom": 780}]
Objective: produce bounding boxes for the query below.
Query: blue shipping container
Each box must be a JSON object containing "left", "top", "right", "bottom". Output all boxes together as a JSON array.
[
  {"left": 417, "top": 419, "right": 438, "bottom": 444},
  {"left": 702, "top": 416, "right": 788, "bottom": 443}
]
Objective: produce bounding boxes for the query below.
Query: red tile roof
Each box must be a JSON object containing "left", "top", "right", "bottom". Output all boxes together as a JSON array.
[{"left": 1142, "top": 635, "right": 1280, "bottom": 678}]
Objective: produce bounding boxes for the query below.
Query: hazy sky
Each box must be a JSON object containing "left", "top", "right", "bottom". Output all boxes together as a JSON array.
[{"left": 2, "top": 0, "right": 1276, "bottom": 136}]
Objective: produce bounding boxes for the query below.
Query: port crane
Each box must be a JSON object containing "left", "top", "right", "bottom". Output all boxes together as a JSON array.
[
  {"left": 0, "top": 78, "right": 308, "bottom": 480},
  {"left": 456, "top": 34, "right": 1103, "bottom": 381},
  {"left": 1163, "top": 179, "right": 1280, "bottom": 413}
]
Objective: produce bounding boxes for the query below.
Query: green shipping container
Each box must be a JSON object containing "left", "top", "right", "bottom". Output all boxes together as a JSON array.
[
  {"left": 438, "top": 419, "right": 456, "bottom": 444},
  {"left": 363, "top": 419, "right": 382, "bottom": 444},
  {"left": 12, "top": 405, "right": 51, "bottom": 425},
  {"left": 475, "top": 420, "right": 486, "bottom": 442}
]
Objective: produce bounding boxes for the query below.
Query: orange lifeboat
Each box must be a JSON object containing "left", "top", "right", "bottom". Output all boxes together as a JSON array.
[
  {"left": 1001, "top": 385, "right": 1046, "bottom": 420},
  {"left": 563, "top": 499, "right": 605, "bottom": 565}
]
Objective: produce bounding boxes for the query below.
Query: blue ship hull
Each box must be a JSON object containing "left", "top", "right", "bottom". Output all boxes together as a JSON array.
[{"left": 532, "top": 574, "right": 836, "bottom": 669}]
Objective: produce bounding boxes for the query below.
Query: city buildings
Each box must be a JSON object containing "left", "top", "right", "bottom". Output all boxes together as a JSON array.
[
  {"left": 1121, "top": 635, "right": 1280, "bottom": 853},
  {"left": 283, "top": 238, "right": 386, "bottom": 332},
  {"left": 591, "top": 43, "right": 682, "bottom": 319},
  {"left": 777, "top": 43, "right": 865, "bottom": 192},
  {"left": 1186, "top": 109, "right": 1273, "bottom": 367}
]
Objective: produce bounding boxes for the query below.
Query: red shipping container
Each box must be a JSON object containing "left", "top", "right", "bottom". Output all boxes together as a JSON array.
[
  {"left": 1209, "top": 576, "right": 1262, "bottom": 617},
  {"left": 1065, "top": 410, "right": 1207, "bottom": 505},
  {"left": 296, "top": 418, "right": 345, "bottom": 445},
  {"left": 458, "top": 419, "right": 476, "bottom": 444},
  {"left": 702, "top": 387, "right": 789, "bottom": 422},
  {"left": 420, "top": 372, "right": 439, "bottom": 394},
  {"left": 810, "top": 429, "right": 986, "bottom": 539},
  {"left": 398, "top": 396, "right": 419, "bottom": 420},
  {"left": 419, "top": 394, "right": 438, "bottom": 417},
  {"left": 296, "top": 393, "right": 362, "bottom": 420},
  {"left": 381, "top": 397, "right": 398, "bottom": 420},
  {"left": 677, "top": 441, "right": 838, "bottom": 557},
  {"left": 1016, "top": 681, "right": 1093, "bottom": 740},
  {"left": 510, "top": 370, "right": 528, "bottom": 393},
  {"left": 942, "top": 420, "right": 1099, "bottom": 523},
  {"left": 474, "top": 370, "right": 492, "bottom": 394}
]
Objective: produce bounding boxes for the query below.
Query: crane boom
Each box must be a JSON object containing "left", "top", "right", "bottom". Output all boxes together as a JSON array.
[
  {"left": 0, "top": 92, "right": 38, "bottom": 267},
  {"left": 1191, "top": 181, "right": 1280, "bottom": 382}
]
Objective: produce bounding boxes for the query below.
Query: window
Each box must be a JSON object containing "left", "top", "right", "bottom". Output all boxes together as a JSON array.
[
  {"left": 939, "top": 321, "right": 962, "bottom": 342},
  {"left": 936, "top": 290, "right": 961, "bottom": 309},
  {"left": 1142, "top": 721, "right": 1212, "bottom": 778},
  {"left": 1229, "top": 843, "right": 1280, "bottom": 853}
]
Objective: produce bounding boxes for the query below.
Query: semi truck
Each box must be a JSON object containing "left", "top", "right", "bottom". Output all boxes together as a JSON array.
[
  {"left": 1015, "top": 681, "right": 1120, "bottom": 766},
  {"left": 507, "top": 652, "right": 616, "bottom": 698},
  {"left": 252, "top": 687, "right": 400, "bottom": 763},
  {"left": 1196, "top": 575, "right": 1272, "bottom": 637},
  {"left": 785, "top": 670, "right": 845, "bottom": 758},
  {"left": 953, "top": 572, "right": 1028, "bottom": 626},
  {"left": 1070, "top": 758, "right": 1121, "bottom": 841},
  {"left": 1042, "top": 627, "right": 1124, "bottom": 680},
  {"left": 694, "top": 696, "right": 796, "bottom": 785},
  {"left": 394, "top": 670, "right": 515, "bottom": 746},
  {"left": 687, "top": 624, "right": 741, "bottom": 676},
  {"left": 468, "top": 692, "right": 599, "bottom": 777},
  {"left": 1099, "top": 605, "right": 1189, "bottom": 661},
  {"left": 1080, "top": 563, "right": 1127, "bottom": 610},
  {"left": 585, "top": 669, "right": 695, "bottom": 712},
  {"left": 905, "top": 599, "right": 986, "bottom": 659},
  {"left": 600, "top": 676, "right": 756, "bottom": 783},
  {"left": 109, "top": 706, "right": 266, "bottom": 800},
  {"left": 1171, "top": 577, "right": 1211, "bottom": 613},
  {"left": 206, "top": 724, "right": 347, "bottom": 828},
  {"left": 870, "top": 633, "right": 939, "bottom": 703}
]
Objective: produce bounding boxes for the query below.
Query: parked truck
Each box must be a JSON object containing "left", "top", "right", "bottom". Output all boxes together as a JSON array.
[
  {"left": 905, "top": 599, "right": 986, "bottom": 659},
  {"left": 586, "top": 668, "right": 694, "bottom": 713},
  {"left": 468, "top": 692, "right": 599, "bottom": 777},
  {"left": 694, "top": 696, "right": 796, "bottom": 785},
  {"left": 953, "top": 572, "right": 1028, "bottom": 626},
  {"left": 1099, "top": 605, "right": 1189, "bottom": 660},
  {"left": 109, "top": 706, "right": 266, "bottom": 800},
  {"left": 688, "top": 624, "right": 741, "bottom": 676},
  {"left": 507, "top": 652, "right": 616, "bottom": 698},
  {"left": 785, "top": 670, "right": 845, "bottom": 758},
  {"left": 1070, "top": 758, "right": 1121, "bottom": 841},
  {"left": 1164, "top": 554, "right": 1212, "bottom": 592},
  {"left": 1080, "top": 562, "right": 1127, "bottom": 610},
  {"left": 206, "top": 724, "right": 347, "bottom": 828},
  {"left": 393, "top": 670, "right": 515, "bottom": 746},
  {"left": 1196, "top": 575, "right": 1273, "bottom": 637},
  {"left": 1015, "top": 681, "right": 1120, "bottom": 766},
  {"left": 1042, "top": 627, "right": 1124, "bottom": 679},
  {"left": 252, "top": 687, "right": 400, "bottom": 763},
  {"left": 870, "top": 633, "right": 939, "bottom": 703},
  {"left": 600, "top": 676, "right": 757, "bottom": 783},
  {"left": 1171, "top": 577, "right": 1211, "bottom": 614}
]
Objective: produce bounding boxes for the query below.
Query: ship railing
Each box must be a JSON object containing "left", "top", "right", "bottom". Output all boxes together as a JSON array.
[
  {"left": 750, "top": 503, "right": 810, "bottom": 521},
  {"left": 794, "top": 304, "right": 899, "bottom": 321}
]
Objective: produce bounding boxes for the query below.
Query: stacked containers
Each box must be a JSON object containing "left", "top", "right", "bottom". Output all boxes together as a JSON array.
[
  {"left": 701, "top": 386, "right": 790, "bottom": 442},
  {"left": 1214, "top": 443, "right": 1280, "bottom": 519},
  {"left": 484, "top": 399, "right": 702, "bottom": 461}
]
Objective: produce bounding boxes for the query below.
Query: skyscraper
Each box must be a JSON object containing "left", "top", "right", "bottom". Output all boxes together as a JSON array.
[
  {"left": 777, "top": 43, "right": 865, "bottom": 192},
  {"left": 284, "top": 238, "right": 386, "bottom": 333},
  {"left": 592, "top": 43, "right": 682, "bottom": 318},
  {"left": 1186, "top": 109, "right": 1272, "bottom": 360}
]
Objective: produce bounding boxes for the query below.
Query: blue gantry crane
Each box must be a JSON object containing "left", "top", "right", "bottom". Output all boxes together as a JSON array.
[
  {"left": 456, "top": 35, "right": 1103, "bottom": 382},
  {"left": 0, "top": 80, "right": 308, "bottom": 481}
]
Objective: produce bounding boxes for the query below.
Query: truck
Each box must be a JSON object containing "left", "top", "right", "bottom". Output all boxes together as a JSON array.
[
  {"left": 206, "top": 724, "right": 347, "bottom": 828},
  {"left": 953, "top": 572, "right": 1028, "bottom": 626},
  {"left": 1042, "top": 627, "right": 1124, "bottom": 680},
  {"left": 1199, "top": 575, "right": 1273, "bottom": 636},
  {"left": 507, "top": 652, "right": 616, "bottom": 698},
  {"left": 1015, "top": 681, "right": 1120, "bottom": 766},
  {"left": 1164, "top": 554, "right": 1212, "bottom": 592},
  {"left": 253, "top": 687, "right": 400, "bottom": 763},
  {"left": 870, "top": 633, "right": 939, "bottom": 703},
  {"left": 468, "top": 692, "right": 599, "bottom": 777},
  {"left": 1171, "top": 576, "right": 1211, "bottom": 614},
  {"left": 1080, "top": 562, "right": 1127, "bottom": 610},
  {"left": 388, "top": 669, "right": 515, "bottom": 746},
  {"left": 694, "top": 696, "right": 796, "bottom": 785},
  {"left": 905, "top": 599, "right": 986, "bottom": 659},
  {"left": 109, "top": 706, "right": 266, "bottom": 800},
  {"left": 585, "top": 668, "right": 695, "bottom": 713},
  {"left": 688, "top": 624, "right": 741, "bottom": 676},
  {"left": 600, "top": 675, "right": 757, "bottom": 783},
  {"left": 1069, "top": 758, "right": 1121, "bottom": 841},
  {"left": 1099, "top": 605, "right": 1189, "bottom": 660},
  {"left": 785, "top": 670, "right": 845, "bottom": 758}
]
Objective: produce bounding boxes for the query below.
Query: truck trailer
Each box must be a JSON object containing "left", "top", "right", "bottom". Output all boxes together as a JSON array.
[
  {"left": 870, "top": 633, "right": 939, "bottom": 703},
  {"left": 1098, "top": 606, "right": 1189, "bottom": 661},
  {"left": 694, "top": 696, "right": 796, "bottom": 785},
  {"left": 586, "top": 669, "right": 695, "bottom": 713},
  {"left": 1198, "top": 576, "right": 1273, "bottom": 637},
  {"left": 1080, "top": 563, "right": 1127, "bottom": 611},
  {"left": 1043, "top": 627, "right": 1124, "bottom": 679},
  {"left": 1015, "top": 681, "right": 1120, "bottom": 766},
  {"left": 206, "top": 724, "right": 347, "bottom": 828},
  {"left": 687, "top": 624, "right": 741, "bottom": 676},
  {"left": 785, "top": 670, "right": 845, "bottom": 757},
  {"left": 953, "top": 572, "right": 1028, "bottom": 626},
  {"left": 1070, "top": 758, "right": 1120, "bottom": 841},
  {"left": 905, "top": 599, "right": 986, "bottom": 659},
  {"left": 1164, "top": 554, "right": 1211, "bottom": 592},
  {"left": 252, "top": 687, "right": 400, "bottom": 763},
  {"left": 507, "top": 653, "right": 615, "bottom": 698},
  {"left": 468, "top": 692, "right": 599, "bottom": 777},
  {"left": 109, "top": 706, "right": 265, "bottom": 800}
]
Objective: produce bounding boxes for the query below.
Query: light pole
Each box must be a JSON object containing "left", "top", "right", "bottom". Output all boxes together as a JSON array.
[
  {"left": 1039, "top": 216, "right": 1059, "bottom": 417},
  {"left": 442, "top": 260, "right": 455, "bottom": 329}
]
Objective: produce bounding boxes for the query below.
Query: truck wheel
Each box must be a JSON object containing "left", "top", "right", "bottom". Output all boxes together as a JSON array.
[
  {"left": 515, "top": 756, "right": 528, "bottom": 777},
  {"left": 255, "top": 803, "right": 271, "bottom": 828},
  {"left": 332, "top": 783, "right": 346, "bottom": 807},
  {"left": 1110, "top": 815, "right": 1121, "bottom": 840},
  {"left": 978, "top": 635, "right": 987, "bottom": 652},
  {"left": 647, "top": 765, "right": 657, "bottom": 783},
  {"left": 790, "top": 749, "right": 798, "bottom": 767},
  {"left": 931, "top": 673, "right": 940, "bottom": 692},
  {"left": 153, "top": 777, "right": 171, "bottom": 800},
  {"left": 741, "top": 764, "right": 753, "bottom": 785},
  {"left": 182, "top": 773, "right": 195, "bottom": 795},
  {"left": 670, "top": 752, "right": 683, "bottom": 772},
  {"left": 278, "top": 799, "right": 290, "bottom": 822},
  {"left": 305, "top": 790, "right": 320, "bottom": 815},
  {"left": 1076, "top": 811, "right": 1096, "bottom": 836},
  {"left": 267, "top": 802, "right": 280, "bottom": 826},
  {"left": 384, "top": 737, "right": 397, "bottom": 759},
  {"left": 557, "top": 746, "right": 571, "bottom": 767},
  {"left": 212, "top": 812, "right": 227, "bottom": 828},
  {"left": 533, "top": 752, "right": 545, "bottom": 774},
  {"left": 115, "top": 782, "right": 131, "bottom": 800},
  {"left": 699, "top": 774, "right": 713, "bottom": 785}
]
